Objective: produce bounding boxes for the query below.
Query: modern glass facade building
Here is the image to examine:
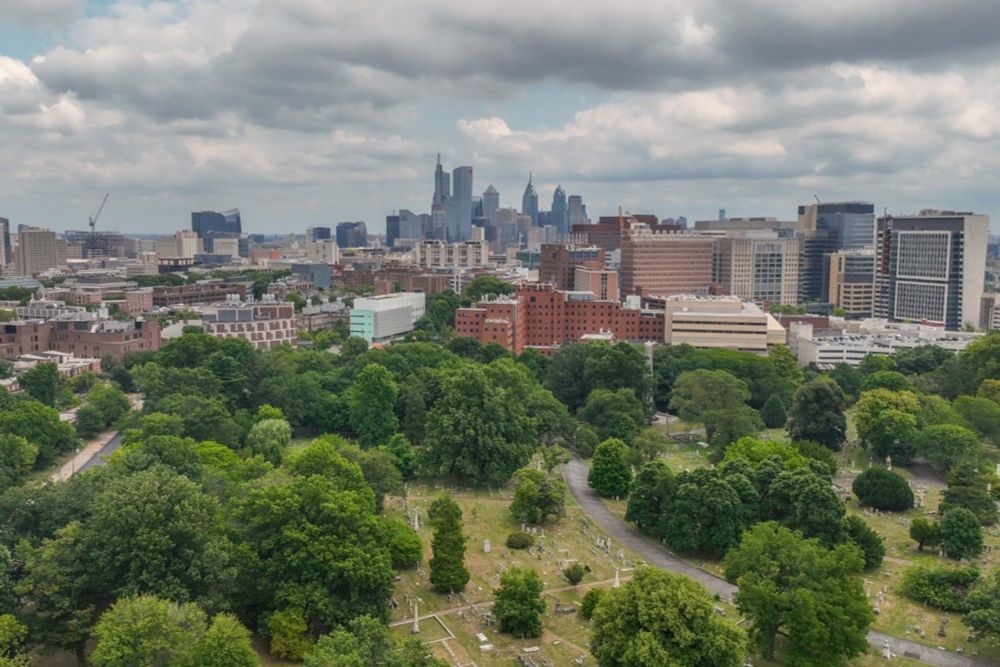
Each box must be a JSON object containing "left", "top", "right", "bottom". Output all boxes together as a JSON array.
[{"left": 796, "top": 202, "right": 875, "bottom": 303}]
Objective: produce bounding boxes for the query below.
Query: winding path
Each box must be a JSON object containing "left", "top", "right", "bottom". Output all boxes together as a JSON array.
[{"left": 562, "top": 459, "right": 996, "bottom": 667}]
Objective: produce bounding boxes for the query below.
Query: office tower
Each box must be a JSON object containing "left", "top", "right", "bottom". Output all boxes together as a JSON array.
[
  {"left": 171, "top": 230, "right": 199, "bottom": 258},
  {"left": 432, "top": 153, "right": 450, "bottom": 208},
  {"left": 715, "top": 233, "right": 799, "bottom": 305},
  {"left": 495, "top": 208, "right": 520, "bottom": 251},
  {"left": 827, "top": 251, "right": 875, "bottom": 316},
  {"left": 874, "top": 211, "right": 988, "bottom": 329},
  {"left": 521, "top": 173, "right": 539, "bottom": 226},
  {"left": 15, "top": 228, "right": 67, "bottom": 276},
  {"left": 396, "top": 209, "right": 423, "bottom": 243},
  {"left": 619, "top": 230, "right": 717, "bottom": 296},
  {"left": 551, "top": 185, "right": 568, "bottom": 236},
  {"left": 448, "top": 166, "right": 473, "bottom": 242},
  {"left": 568, "top": 195, "right": 586, "bottom": 226},
  {"left": 223, "top": 209, "right": 242, "bottom": 234},
  {"left": 385, "top": 214, "right": 401, "bottom": 248},
  {"left": 796, "top": 201, "right": 875, "bottom": 303},
  {"left": 482, "top": 185, "right": 500, "bottom": 226},
  {"left": 0, "top": 217, "right": 10, "bottom": 267},
  {"left": 192, "top": 209, "right": 242, "bottom": 253},
  {"left": 336, "top": 221, "right": 368, "bottom": 248},
  {"left": 306, "top": 226, "right": 331, "bottom": 243}
]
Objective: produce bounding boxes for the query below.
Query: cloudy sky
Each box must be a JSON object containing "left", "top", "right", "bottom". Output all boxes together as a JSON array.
[{"left": 2, "top": 0, "right": 1000, "bottom": 234}]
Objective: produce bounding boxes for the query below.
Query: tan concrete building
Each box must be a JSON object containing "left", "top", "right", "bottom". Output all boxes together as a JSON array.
[
  {"left": 15, "top": 229, "right": 67, "bottom": 276},
  {"left": 827, "top": 251, "right": 875, "bottom": 316},
  {"left": 413, "top": 240, "right": 491, "bottom": 269},
  {"left": 620, "top": 231, "right": 716, "bottom": 296},
  {"left": 663, "top": 295, "right": 785, "bottom": 353},
  {"left": 715, "top": 233, "right": 799, "bottom": 306},
  {"left": 574, "top": 266, "right": 619, "bottom": 301}
]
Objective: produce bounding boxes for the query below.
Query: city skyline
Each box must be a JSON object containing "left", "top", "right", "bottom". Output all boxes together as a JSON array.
[{"left": 3, "top": 2, "right": 1000, "bottom": 233}]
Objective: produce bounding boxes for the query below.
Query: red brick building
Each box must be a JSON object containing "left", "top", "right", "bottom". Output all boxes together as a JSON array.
[
  {"left": 619, "top": 231, "right": 717, "bottom": 296},
  {"left": 454, "top": 284, "right": 664, "bottom": 354},
  {"left": 0, "top": 317, "right": 161, "bottom": 360},
  {"left": 539, "top": 244, "right": 605, "bottom": 290}
]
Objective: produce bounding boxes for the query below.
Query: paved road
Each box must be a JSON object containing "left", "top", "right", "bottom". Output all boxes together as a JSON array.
[
  {"left": 562, "top": 459, "right": 996, "bottom": 667},
  {"left": 77, "top": 432, "right": 124, "bottom": 474}
]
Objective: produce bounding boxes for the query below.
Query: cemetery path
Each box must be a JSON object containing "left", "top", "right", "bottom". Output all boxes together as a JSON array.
[{"left": 562, "top": 459, "right": 997, "bottom": 667}]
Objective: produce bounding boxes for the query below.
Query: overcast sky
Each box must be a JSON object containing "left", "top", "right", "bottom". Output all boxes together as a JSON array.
[{"left": 2, "top": 0, "right": 1000, "bottom": 234}]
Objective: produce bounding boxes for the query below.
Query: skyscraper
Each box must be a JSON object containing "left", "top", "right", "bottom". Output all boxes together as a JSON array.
[
  {"left": 385, "top": 215, "right": 401, "bottom": 248},
  {"left": 796, "top": 201, "right": 875, "bottom": 303},
  {"left": 449, "top": 166, "right": 473, "bottom": 242},
  {"left": 874, "top": 211, "right": 988, "bottom": 329},
  {"left": 306, "top": 226, "right": 332, "bottom": 243},
  {"left": 15, "top": 228, "right": 67, "bottom": 276},
  {"left": 568, "top": 195, "right": 587, "bottom": 226},
  {"left": 432, "top": 153, "right": 450, "bottom": 207},
  {"left": 551, "top": 185, "right": 568, "bottom": 235},
  {"left": 521, "top": 173, "right": 539, "bottom": 226},
  {"left": 482, "top": 185, "right": 500, "bottom": 226},
  {"left": 0, "top": 217, "right": 10, "bottom": 267},
  {"left": 336, "top": 221, "right": 368, "bottom": 248}
]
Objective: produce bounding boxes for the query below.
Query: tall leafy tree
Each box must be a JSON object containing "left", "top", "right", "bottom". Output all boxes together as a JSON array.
[
  {"left": 0, "top": 435, "right": 36, "bottom": 492},
  {"left": 917, "top": 424, "right": 980, "bottom": 472},
  {"left": 0, "top": 400, "right": 77, "bottom": 468},
  {"left": 493, "top": 567, "right": 545, "bottom": 638},
  {"left": 668, "top": 369, "right": 750, "bottom": 423},
  {"left": 306, "top": 615, "right": 446, "bottom": 667},
  {"left": 578, "top": 388, "right": 646, "bottom": 442},
  {"left": 588, "top": 439, "right": 633, "bottom": 499},
  {"left": 724, "top": 522, "right": 872, "bottom": 666},
  {"left": 862, "top": 408, "right": 918, "bottom": 465},
  {"left": 626, "top": 460, "right": 674, "bottom": 532},
  {"left": 589, "top": 567, "right": 746, "bottom": 667},
  {"left": 704, "top": 406, "right": 764, "bottom": 448},
  {"left": 941, "top": 462, "right": 998, "bottom": 526},
  {"left": 428, "top": 494, "right": 469, "bottom": 594},
  {"left": 659, "top": 467, "right": 757, "bottom": 557},
  {"left": 768, "top": 345, "right": 803, "bottom": 387},
  {"left": 583, "top": 342, "right": 651, "bottom": 403},
  {"left": 244, "top": 418, "right": 292, "bottom": 465},
  {"left": 940, "top": 508, "right": 983, "bottom": 560},
  {"left": 845, "top": 515, "right": 885, "bottom": 570},
  {"left": 953, "top": 396, "right": 1000, "bottom": 442},
  {"left": 852, "top": 468, "right": 914, "bottom": 511},
  {"left": 18, "top": 363, "right": 59, "bottom": 406},
  {"left": 759, "top": 394, "right": 787, "bottom": 428},
  {"left": 349, "top": 364, "right": 399, "bottom": 448},
  {"left": 786, "top": 377, "right": 847, "bottom": 450},
  {"left": 509, "top": 468, "right": 566, "bottom": 525}
]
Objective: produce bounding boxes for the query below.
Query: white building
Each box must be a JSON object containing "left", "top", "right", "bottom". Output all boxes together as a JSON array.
[
  {"left": 791, "top": 319, "right": 982, "bottom": 367},
  {"left": 306, "top": 239, "right": 339, "bottom": 265},
  {"left": 662, "top": 295, "right": 786, "bottom": 353},
  {"left": 349, "top": 292, "right": 426, "bottom": 343}
]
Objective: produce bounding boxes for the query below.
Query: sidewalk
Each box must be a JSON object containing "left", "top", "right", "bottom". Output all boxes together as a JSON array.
[{"left": 49, "top": 430, "right": 118, "bottom": 482}]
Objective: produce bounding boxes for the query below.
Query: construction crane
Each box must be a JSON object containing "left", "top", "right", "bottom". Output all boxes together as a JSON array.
[
  {"left": 813, "top": 194, "right": 822, "bottom": 205},
  {"left": 89, "top": 193, "right": 110, "bottom": 234}
]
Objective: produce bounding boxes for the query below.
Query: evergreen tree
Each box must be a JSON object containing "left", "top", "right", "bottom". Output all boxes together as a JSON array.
[
  {"left": 909, "top": 518, "right": 941, "bottom": 551},
  {"left": 940, "top": 508, "right": 983, "bottom": 560},
  {"left": 941, "top": 462, "right": 998, "bottom": 526},
  {"left": 588, "top": 439, "right": 633, "bottom": 498},
  {"left": 428, "top": 495, "right": 469, "bottom": 593},
  {"left": 759, "top": 395, "right": 787, "bottom": 428}
]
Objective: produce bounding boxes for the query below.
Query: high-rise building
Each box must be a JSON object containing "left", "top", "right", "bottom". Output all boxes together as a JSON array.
[
  {"left": 496, "top": 208, "right": 520, "bottom": 251},
  {"left": 714, "top": 233, "right": 799, "bottom": 306},
  {"left": 539, "top": 244, "right": 605, "bottom": 290},
  {"left": 482, "top": 185, "right": 500, "bottom": 226},
  {"left": 619, "top": 230, "right": 717, "bottom": 296},
  {"left": 306, "top": 227, "right": 332, "bottom": 243},
  {"left": 796, "top": 202, "right": 874, "bottom": 303},
  {"left": 448, "top": 166, "right": 473, "bottom": 242},
  {"left": 385, "top": 215, "right": 401, "bottom": 248},
  {"left": 874, "top": 211, "right": 988, "bottom": 329},
  {"left": 827, "top": 251, "right": 875, "bottom": 317},
  {"left": 15, "top": 228, "right": 67, "bottom": 276},
  {"left": 336, "top": 222, "right": 368, "bottom": 248},
  {"left": 174, "top": 230, "right": 200, "bottom": 258},
  {"left": 0, "top": 217, "right": 11, "bottom": 268},
  {"left": 568, "top": 195, "right": 587, "bottom": 226},
  {"left": 521, "top": 173, "right": 539, "bottom": 226},
  {"left": 191, "top": 209, "right": 242, "bottom": 253},
  {"left": 550, "top": 186, "right": 568, "bottom": 236},
  {"left": 432, "top": 153, "right": 450, "bottom": 208}
]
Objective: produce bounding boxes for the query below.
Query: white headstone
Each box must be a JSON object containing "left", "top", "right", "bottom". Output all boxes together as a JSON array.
[{"left": 483, "top": 539, "right": 492, "bottom": 553}]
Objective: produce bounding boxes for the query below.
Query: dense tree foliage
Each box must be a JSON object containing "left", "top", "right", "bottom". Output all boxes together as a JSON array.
[
  {"left": 916, "top": 424, "right": 980, "bottom": 472},
  {"left": 941, "top": 463, "right": 998, "bottom": 526},
  {"left": 786, "top": 378, "right": 847, "bottom": 450},
  {"left": 588, "top": 439, "right": 633, "bottom": 499},
  {"left": 18, "top": 363, "right": 59, "bottom": 406},
  {"left": 845, "top": 515, "right": 885, "bottom": 570},
  {"left": 305, "top": 614, "right": 446, "bottom": 667},
  {"left": 910, "top": 518, "right": 941, "bottom": 551},
  {"left": 852, "top": 468, "right": 914, "bottom": 511},
  {"left": 578, "top": 388, "right": 646, "bottom": 443},
  {"left": 493, "top": 567, "right": 545, "bottom": 638},
  {"left": 940, "top": 508, "right": 984, "bottom": 560},
  {"left": 589, "top": 567, "right": 746, "bottom": 667},
  {"left": 509, "top": 468, "right": 566, "bottom": 524},
  {"left": 625, "top": 459, "right": 673, "bottom": 532},
  {"left": 349, "top": 364, "right": 399, "bottom": 448},
  {"left": 724, "top": 522, "right": 872, "bottom": 666},
  {"left": 901, "top": 565, "right": 979, "bottom": 612},
  {"left": 428, "top": 495, "right": 469, "bottom": 594},
  {"left": 965, "top": 570, "right": 1000, "bottom": 640},
  {"left": 668, "top": 369, "right": 750, "bottom": 423}
]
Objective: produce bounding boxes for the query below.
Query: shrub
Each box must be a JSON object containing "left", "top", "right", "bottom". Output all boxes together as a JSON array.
[
  {"left": 563, "top": 562, "right": 590, "bottom": 586},
  {"left": 900, "top": 564, "right": 980, "bottom": 612},
  {"left": 580, "top": 588, "right": 606, "bottom": 620},
  {"left": 852, "top": 468, "right": 914, "bottom": 511},
  {"left": 505, "top": 532, "right": 534, "bottom": 549}
]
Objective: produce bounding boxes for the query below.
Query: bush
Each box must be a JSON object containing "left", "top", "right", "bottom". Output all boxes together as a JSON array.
[
  {"left": 900, "top": 564, "right": 980, "bottom": 612},
  {"left": 505, "top": 532, "right": 534, "bottom": 549},
  {"left": 852, "top": 468, "right": 914, "bottom": 511},
  {"left": 580, "top": 588, "right": 606, "bottom": 620}
]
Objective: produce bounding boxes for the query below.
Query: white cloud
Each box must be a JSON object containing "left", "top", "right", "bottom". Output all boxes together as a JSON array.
[{"left": 0, "top": 0, "right": 81, "bottom": 26}]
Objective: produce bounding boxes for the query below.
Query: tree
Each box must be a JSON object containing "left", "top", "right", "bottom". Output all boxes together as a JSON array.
[
  {"left": 659, "top": 467, "right": 758, "bottom": 557},
  {"left": 625, "top": 460, "right": 673, "bottom": 532},
  {"left": 910, "top": 518, "right": 941, "bottom": 551},
  {"left": 493, "top": 567, "right": 545, "bottom": 638},
  {"left": 845, "top": 515, "right": 885, "bottom": 570},
  {"left": 74, "top": 403, "right": 107, "bottom": 439},
  {"left": 545, "top": 343, "right": 592, "bottom": 412},
  {"left": 940, "top": 508, "right": 983, "bottom": 560},
  {"left": 578, "top": 388, "right": 646, "bottom": 442},
  {"left": 786, "top": 378, "right": 847, "bottom": 450},
  {"left": 722, "top": 437, "right": 807, "bottom": 469},
  {"left": 669, "top": 369, "right": 750, "bottom": 423},
  {"left": 861, "top": 370, "right": 913, "bottom": 392},
  {"left": 704, "top": 406, "right": 764, "bottom": 448},
  {"left": 0, "top": 614, "right": 27, "bottom": 664},
  {"left": 589, "top": 567, "right": 746, "bottom": 667},
  {"left": 769, "top": 344, "right": 803, "bottom": 387},
  {"left": 464, "top": 275, "right": 514, "bottom": 302},
  {"left": 916, "top": 424, "right": 980, "bottom": 472},
  {"left": 305, "top": 615, "right": 446, "bottom": 667},
  {"left": 965, "top": 570, "right": 1000, "bottom": 640},
  {"left": 580, "top": 588, "right": 605, "bottom": 619},
  {"left": 89, "top": 595, "right": 257, "bottom": 667},
  {"left": 509, "top": 468, "right": 566, "bottom": 524},
  {"left": 87, "top": 467, "right": 236, "bottom": 609},
  {"left": 894, "top": 345, "right": 954, "bottom": 376},
  {"left": 583, "top": 342, "right": 651, "bottom": 401},
  {"left": 563, "top": 562, "right": 589, "bottom": 586},
  {"left": 941, "top": 462, "right": 998, "bottom": 526},
  {"left": 266, "top": 610, "right": 312, "bottom": 661},
  {"left": 759, "top": 395, "right": 787, "bottom": 428},
  {"left": 852, "top": 468, "right": 914, "bottom": 511},
  {"left": 244, "top": 418, "right": 292, "bottom": 465},
  {"left": 19, "top": 362, "right": 59, "bottom": 406},
  {"left": 385, "top": 433, "right": 416, "bottom": 480},
  {"left": 588, "top": 439, "right": 633, "bottom": 498},
  {"left": 828, "top": 363, "right": 862, "bottom": 402},
  {"left": 901, "top": 564, "right": 979, "bottom": 612},
  {"left": 428, "top": 494, "right": 469, "bottom": 593},
  {"left": 349, "top": 364, "right": 399, "bottom": 448},
  {"left": 953, "top": 396, "right": 1000, "bottom": 442},
  {"left": 862, "top": 408, "right": 918, "bottom": 465},
  {"left": 793, "top": 440, "right": 838, "bottom": 477},
  {"left": 87, "top": 384, "right": 132, "bottom": 425},
  {"left": 630, "top": 430, "right": 668, "bottom": 464},
  {"left": 0, "top": 435, "right": 36, "bottom": 492},
  {"left": 383, "top": 518, "right": 422, "bottom": 569},
  {"left": 0, "top": 400, "right": 77, "bottom": 468},
  {"left": 723, "top": 522, "right": 872, "bottom": 666}
]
